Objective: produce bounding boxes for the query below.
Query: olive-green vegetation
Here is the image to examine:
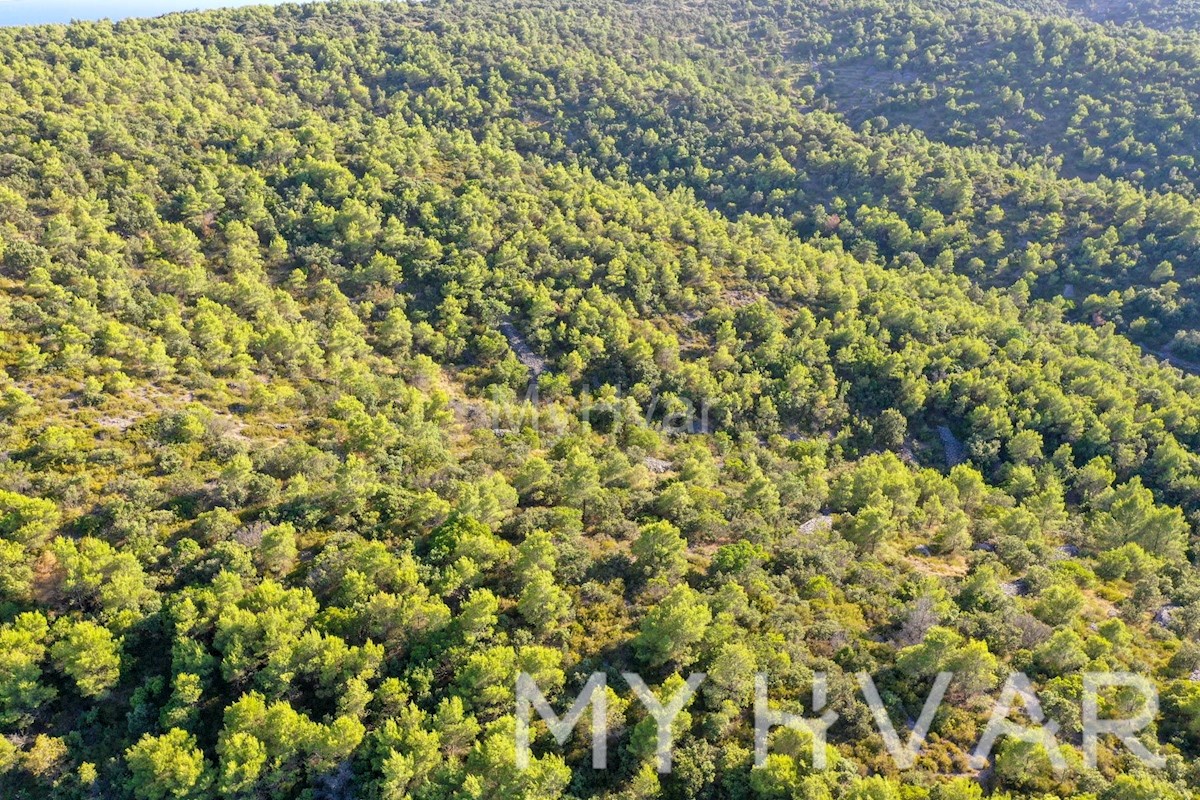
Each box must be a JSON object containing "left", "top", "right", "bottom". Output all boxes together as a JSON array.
[
  {"left": 0, "top": 0, "right": 1199, "bottom": 798},
  {"left": 1003, "top": 0, "right": 1200, "bottom": 32}
]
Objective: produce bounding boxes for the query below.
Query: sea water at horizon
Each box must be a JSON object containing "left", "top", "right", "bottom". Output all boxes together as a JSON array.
[{"left": 0, "top": 0, "right": 316, "bottom": 27}]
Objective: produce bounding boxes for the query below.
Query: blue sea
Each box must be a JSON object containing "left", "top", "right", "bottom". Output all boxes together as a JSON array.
[{"left": 0, "top": 0, "right": 315, "bottom": 27}]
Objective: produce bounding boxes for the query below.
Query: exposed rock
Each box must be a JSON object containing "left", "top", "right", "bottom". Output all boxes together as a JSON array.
[
  {"left": 937, "top": 425, "right": 967, "bottom": 467},
  {"left": 798, "top": 515, "right": 833, "bottom": 535},
  {"left": 98, "top": 415, "right": 139, "bottom": 432},
  {"left": 312, "top": 761, "right": 355, "bottom": 800},
  {"left": 643, "top": 457, "right": 672, "bottom": 473},
  {"left": 1154, "top": 605, "right": 1178, "bottom": 627},
  {"left": 499, "top": 321, "right": 546, "bottom": 375}
]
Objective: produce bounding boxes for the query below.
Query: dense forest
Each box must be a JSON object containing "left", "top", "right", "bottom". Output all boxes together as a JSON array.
[
  {"left": 1, "top": 0, "right": 1200, "bottom": 798},
  {"left": 1003, "top": 0, "right": 1200, "bottom": 31}
]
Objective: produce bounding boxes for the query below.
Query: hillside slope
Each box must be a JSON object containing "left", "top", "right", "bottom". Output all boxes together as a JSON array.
[{"left": 0, "top": 2, "right": 1199, "bottom": 799}]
